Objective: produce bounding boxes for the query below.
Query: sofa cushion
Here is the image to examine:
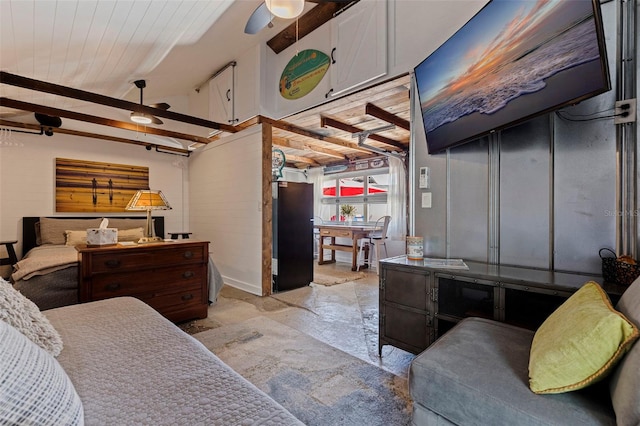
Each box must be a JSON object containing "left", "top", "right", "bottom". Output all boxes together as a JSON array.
[
  {"left": 409, "top": 317, "right": 615, "bottom": 425},
  {"left": 0, "top": 277, "right": 63, "bottom": 356},
  {"left": 529, "top": 282, "right": 638, "bottom": 394},
  {"left": 0, "top": 320, "right": 84, "bottom": 425},
  {"left": 610, "top": 277, "right": 640, "bottom": 426}
]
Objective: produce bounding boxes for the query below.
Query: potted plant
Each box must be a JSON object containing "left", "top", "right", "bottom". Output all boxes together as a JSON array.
[{"left": 340, "top": 204, "right": 357, "bottom": 224}]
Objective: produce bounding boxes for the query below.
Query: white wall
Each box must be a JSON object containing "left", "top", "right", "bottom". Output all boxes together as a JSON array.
[
  {"left": 189, "top": 126, "right": 264, "bottom": 295},
  {"left": 0, "top": 132, "right": 187, "bottom": 258}
]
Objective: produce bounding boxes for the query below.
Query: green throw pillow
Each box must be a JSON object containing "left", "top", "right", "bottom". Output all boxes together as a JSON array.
[{"left": 529, "top": 281, "right": 639, "bottom": 394}]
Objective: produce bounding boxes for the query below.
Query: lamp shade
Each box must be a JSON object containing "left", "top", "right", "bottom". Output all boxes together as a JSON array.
[
  {"left": 126, "top": 190, "right": 171, "bottom": 240},
  {"left": 266, "top": 0, "right": 304, "bottom": 19},
  {"left": 126, "top": 190, "right": 172, "bottom": 211}
]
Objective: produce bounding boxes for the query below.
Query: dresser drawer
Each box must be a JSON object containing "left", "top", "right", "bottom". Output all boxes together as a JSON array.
[
  {"left": 90, "top": 265, "right": 206, "bottom": 299},
  {"left": 149, "top": 245, "right": 205, "bottom": 265},
  {"left": 89, "top": 245, "right": 206, "bottom": 273},
  {"left": 140, "top": 284, "right": 205, "bottom": 313},
  {"left": 320, "top": 229, "right": 351, "bottom": 238}
]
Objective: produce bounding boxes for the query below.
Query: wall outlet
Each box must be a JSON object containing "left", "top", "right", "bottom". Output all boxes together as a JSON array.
[{"left": 614, "top": 98, "right": 637, "bottom": 124}]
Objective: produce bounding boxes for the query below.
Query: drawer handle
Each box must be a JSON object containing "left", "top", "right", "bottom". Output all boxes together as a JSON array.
[
  {"left": 105, "top": 283, "right": 121, "bottom": 292},
  {"left": 105, "top": 259, "right": 121, "bottom": 268},
  {"left": 183, "top": 251, "right": 194, "bottom": 259},
  {"left": 182, "top": 293, "right": 194, "bottom": 301},
  {"left": 182, "top": 271, "right": 194, "bottom": 279}
]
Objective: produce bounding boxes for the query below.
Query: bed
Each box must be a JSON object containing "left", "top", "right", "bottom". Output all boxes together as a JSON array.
[{"left": 11, "top": 216, "right": 224, "bottom": 312}]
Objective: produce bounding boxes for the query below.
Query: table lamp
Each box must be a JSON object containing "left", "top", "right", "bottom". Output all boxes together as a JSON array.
[{"left": 126, "top": 189, "right": 171, "bottom": 243}]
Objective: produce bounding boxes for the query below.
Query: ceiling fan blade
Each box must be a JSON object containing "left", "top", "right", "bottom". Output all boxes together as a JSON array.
[
  {"left": 150, "top": 115, "right": 163, "bottom": 125},
  {"left": 245, "top": 2, "right": 273, "bottom": 35},
  {"left": 150, "top": 102, "right": 170, "bottom": 110}
]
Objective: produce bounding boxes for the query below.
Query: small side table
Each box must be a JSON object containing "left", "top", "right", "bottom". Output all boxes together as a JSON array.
[
  {"left": 0, "top": 240, "right": 18, "bottom": 267},
  {"left": 168, "top": 232, "right": 192, "bottom": 239}
]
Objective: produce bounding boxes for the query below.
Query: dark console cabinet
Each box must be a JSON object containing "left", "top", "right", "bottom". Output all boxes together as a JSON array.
[
  {"left": 379, "top": 256, "right": 614, "bottom": 356},
  {"left": 379, "top": 264, "right": 433, "bottom": 355}
]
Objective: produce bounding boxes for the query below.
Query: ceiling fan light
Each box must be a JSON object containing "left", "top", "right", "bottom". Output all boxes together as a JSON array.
[
  {"left": 266, "top": 0, "right": 304, "bottom": 19},
  {"left": 130, "top": 111, "right": 153, "bottom": 124}
]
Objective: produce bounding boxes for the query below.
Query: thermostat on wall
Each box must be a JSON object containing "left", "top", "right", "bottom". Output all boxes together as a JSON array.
[{"left": 419, "top": 167, "right": 430, "bottom": 189}]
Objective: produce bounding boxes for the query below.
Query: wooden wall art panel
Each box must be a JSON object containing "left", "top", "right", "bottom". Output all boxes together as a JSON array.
[{"left": 55, "top": 158, "right": 149, "bottom": 213}]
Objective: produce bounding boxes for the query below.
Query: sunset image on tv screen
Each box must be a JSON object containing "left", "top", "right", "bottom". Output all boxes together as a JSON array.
[{"left": 415, "top": 0, "right": 610, "bottom": 154}]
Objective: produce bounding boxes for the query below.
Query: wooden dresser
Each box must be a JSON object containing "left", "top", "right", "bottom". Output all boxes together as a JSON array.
[{"left": 77, "top": 240, "right": 209, "bottom": 323}]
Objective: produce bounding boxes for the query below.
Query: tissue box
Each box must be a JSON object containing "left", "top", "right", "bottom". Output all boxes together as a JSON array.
[{"left": 86, "top": 228, "right": 118, "bottom": 246}]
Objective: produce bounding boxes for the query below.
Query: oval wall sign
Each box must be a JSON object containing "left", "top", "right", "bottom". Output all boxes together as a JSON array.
[{"left": 279, "top": 49, "right": 330, "bottom": 100}]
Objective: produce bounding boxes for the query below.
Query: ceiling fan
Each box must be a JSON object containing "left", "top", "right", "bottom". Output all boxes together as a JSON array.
[
  {"left": 244, "top": 0, "right": 353, "bottom": 35},
  {"left": 130, "top": 79, "right": 170, "bottom": 125}
]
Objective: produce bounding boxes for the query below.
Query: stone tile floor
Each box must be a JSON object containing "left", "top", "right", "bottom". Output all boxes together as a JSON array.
[{"left": 180, "top": 261, "right": 415, "bottom": 377}]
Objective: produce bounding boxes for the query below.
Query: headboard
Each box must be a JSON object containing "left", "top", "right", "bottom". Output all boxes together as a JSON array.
[{"left": 22, "top": 216, "right": 165, "bottom": 257}]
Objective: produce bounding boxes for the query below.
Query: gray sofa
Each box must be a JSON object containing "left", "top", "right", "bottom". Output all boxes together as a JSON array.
[{"left": 409, "top": 277, "right": 640, "bottom": 425}]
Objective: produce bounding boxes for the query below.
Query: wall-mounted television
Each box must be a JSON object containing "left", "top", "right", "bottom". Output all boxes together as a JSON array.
[{"left": 415, "top": 0, "right": 611, "bottom": 154}]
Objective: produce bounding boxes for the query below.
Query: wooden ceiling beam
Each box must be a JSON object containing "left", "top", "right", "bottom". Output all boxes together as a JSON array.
[
  {"left": 260, "top": 115, "right": 371, "bottom": 154},
  {"left": 0, "top": 119, "right": 190, "bottom": 155},
  {"left": 273, "top": 136, "right": 346, "bottom": 160},
  {"left": 0, "top": 71, "right": 237, "bottom": 133},
  {"left": 365, "top": 103, "right": 410, "bottom": 131},
  {"left": 285, "top": 154, "right": 319, "bottom": 166},
  {"left": 267, "top": 3, "right": 342, "bottom": 54},
  {"left": 320, "top": 115, "right": 405, "bottom": 150},
  {"left": 0, "top": 98, "right": 212, "bottom": 145}
]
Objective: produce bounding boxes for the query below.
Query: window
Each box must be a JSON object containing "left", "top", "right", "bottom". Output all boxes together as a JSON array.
[{"left": 320, "top": 170, "right": 389, "bottom": 222}]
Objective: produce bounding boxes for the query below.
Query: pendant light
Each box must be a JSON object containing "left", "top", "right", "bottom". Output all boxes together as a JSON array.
[{"left": 265, "top": 0, "right": 304, "bottom": 19}]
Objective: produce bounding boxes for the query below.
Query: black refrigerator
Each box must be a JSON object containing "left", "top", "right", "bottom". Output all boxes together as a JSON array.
[{"left": 272, "top": 181, "right": 314, "bottom": 292}]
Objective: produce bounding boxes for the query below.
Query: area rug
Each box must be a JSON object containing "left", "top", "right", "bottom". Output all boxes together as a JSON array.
[
  {"left": 313, "top": 266, "right": 366, "bottom": 286},
  {"left": 194, "top": 316, "right": 412, "bottom": 426}
]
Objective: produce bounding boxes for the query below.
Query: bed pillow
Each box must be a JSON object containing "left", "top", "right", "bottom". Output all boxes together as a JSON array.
[
  {"left": 0, "top": 277, "right": 63, "bottom": 357},
  {"left": 528, "top": 281, "right": 639, "bottom": 394},
  {"left": 39, "top": 217, "right": 102, "bottom": 245},
  {"left": 106, "top": 218, "right": 148, "bottom": 232},
  {"left": 117, "top": 227, "right": 144, "bottom": 242},
  {"left": 65, "top": 230, "right": 87, "bottom": 246},
  {"left": 0, "top": 321, "right": 84, "bottom": 426}
]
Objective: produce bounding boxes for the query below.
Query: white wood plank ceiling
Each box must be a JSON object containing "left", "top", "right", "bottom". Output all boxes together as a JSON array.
[{"left": 0, "top": 0, "right": 234, "bottom": 113}]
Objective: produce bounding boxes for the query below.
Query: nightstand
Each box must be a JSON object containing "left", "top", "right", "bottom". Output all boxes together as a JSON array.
[{"left": 76, "top": 240, "right": 209, "bottom": 322}]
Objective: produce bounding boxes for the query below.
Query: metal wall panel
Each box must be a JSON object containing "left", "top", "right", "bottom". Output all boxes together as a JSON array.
[
  {"left": 553, "top": 111, "right": 617, "bottom": 273},
  {"left": 553, "top": 0, "right": 618, "bottom": 274},
  {"left": 448, "top": 139, "right": 489, "bottom": 262},
  {"left": 500, "top": 116, "right": 551, "bottom": 269},
  {"left": 413, "top": 93, "right": 449, "bottom": 258}
]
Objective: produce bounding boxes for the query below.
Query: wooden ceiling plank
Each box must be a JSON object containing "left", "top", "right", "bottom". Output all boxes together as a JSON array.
[
  {"left": 320, "top": 115, "right": 405, "bottom": 150},
  {"left": 0, "top": 71, "right": 237, "bottom": 133},
  {"left": 0, "top": 119, "right": 190, "bottom": 155},
  {"left": 260, "top": 115, "right": 372, "bottom": 154},
  {"left": 365, "top": 103, "right": 410, "bottom": 130},
  {"left": 0, "top": 97, "right": 212, "bottom": 144}
]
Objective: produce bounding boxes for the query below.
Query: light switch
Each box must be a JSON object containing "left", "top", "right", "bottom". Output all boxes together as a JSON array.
[{"left": 422, "top": 192, "right": 432, "bottom": 208}]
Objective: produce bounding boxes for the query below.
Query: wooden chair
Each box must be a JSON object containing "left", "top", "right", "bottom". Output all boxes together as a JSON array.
[{"left": 357, "top": 216, "right": 391, "bottom": 272}]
